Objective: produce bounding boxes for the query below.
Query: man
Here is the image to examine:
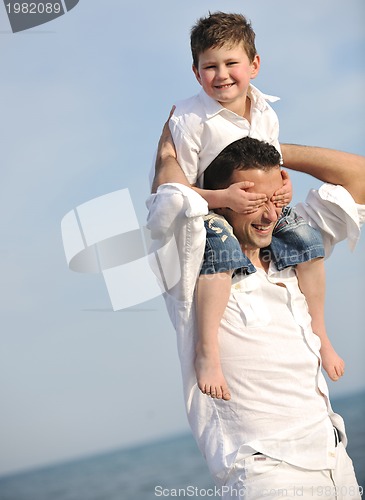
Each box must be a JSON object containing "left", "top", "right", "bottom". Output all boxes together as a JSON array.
[{"left": 147, "top": 118, "right": 365, "bottom": 498}]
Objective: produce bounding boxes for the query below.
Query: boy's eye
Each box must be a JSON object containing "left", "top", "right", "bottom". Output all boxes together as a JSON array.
[{"left": 227, "top": 61, "right": 238, "bottom": 66}]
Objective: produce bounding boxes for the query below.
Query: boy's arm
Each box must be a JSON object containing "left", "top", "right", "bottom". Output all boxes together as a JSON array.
[
  {"left": 151, "top": 126, "right": 223, "bottom": 202},
  {"left": 153, "top": 153, "right": 267, "bottom": 212},
  {"left": 151, "top": 128, "right": 226, "bottom": 204},
  {"left": 153, "top": 113, "right": 267, "bottom": 212},
  {"left": 150, "top": 119, "right": 225, "bottom": 203},
  {"left": 281, "top": 144, "right": 365, "bottom": 204}
]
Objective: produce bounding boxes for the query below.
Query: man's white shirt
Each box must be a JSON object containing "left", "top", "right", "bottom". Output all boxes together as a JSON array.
[{"left": 146, "top": 182, "right": 365, "bottom": 486}]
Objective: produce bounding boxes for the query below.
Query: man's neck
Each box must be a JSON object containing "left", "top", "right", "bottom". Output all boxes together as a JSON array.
[{"left": 243, "top": 248, "right": 270, "bottom": 272}]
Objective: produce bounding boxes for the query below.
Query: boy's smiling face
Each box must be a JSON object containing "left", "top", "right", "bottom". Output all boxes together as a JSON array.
[{"left": 193, "top": 43, "right": 260, "bottom": 113}]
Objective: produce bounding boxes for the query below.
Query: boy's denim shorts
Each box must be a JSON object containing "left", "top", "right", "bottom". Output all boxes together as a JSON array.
[
  {"left": 200, "top": 212, "right": 255, "bottom": 275},
  {"left": 269, "top": 206, "right": 325, "bottom": 270},
  {"left": 200, "top": 207, "right": 325, "bottom": 275}
]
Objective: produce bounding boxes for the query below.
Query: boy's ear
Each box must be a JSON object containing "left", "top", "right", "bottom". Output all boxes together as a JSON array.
[
  {"left": 192, "top": 64, "right": 202, "bottom": 85},
  {"left": 250, "top": 54, "right": 260, "bottom": 80}
]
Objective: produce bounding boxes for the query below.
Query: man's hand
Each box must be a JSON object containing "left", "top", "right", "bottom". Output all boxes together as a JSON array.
[{"left": 271, "top": 169, "right": 292, "bottom": 207}]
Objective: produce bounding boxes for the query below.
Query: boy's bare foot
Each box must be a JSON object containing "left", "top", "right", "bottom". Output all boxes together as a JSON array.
[
  {"left": 195, "top": 349, "right": 231, "bottom": 400},
  {"left": 321, "top": 344, "right": 345, "bottom": 381}
]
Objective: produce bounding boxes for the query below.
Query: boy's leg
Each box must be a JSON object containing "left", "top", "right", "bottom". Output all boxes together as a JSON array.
[
  {"left": 296, "top": 259, "right": 345, "bottom": 381},
  {"left": 196, "top": 213, "right": 253, "bottom": 401},
  {"left": 195, "top": 272, "right": 232, "bottom": 400},
  {"left": 271, "top": 207, "right": 345, "bottom": 382}
]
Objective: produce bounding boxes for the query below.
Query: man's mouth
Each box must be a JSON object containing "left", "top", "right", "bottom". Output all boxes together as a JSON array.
[{"left": 252, "top": 224, "right": 272, "bottom": 233}]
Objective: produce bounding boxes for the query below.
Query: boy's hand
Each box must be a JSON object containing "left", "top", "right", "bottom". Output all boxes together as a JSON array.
[
  {"left": 271, "top": 169, "right": 292, "bottom": 207},
  {"left": 224, "top": 181, "right": 267, "bottom": 214}
]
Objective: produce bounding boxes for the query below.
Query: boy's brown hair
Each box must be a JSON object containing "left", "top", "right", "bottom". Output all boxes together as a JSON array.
[{"left": 190, "top": 12, "right": 257, "bottom": 68}]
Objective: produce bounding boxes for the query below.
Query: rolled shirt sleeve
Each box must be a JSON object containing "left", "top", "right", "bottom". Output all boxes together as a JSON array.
[
  {"left": 146, "top": 183, "right": 208, "bottom": 303},
  {"left": 295, "top": 183, "right": 365, "bottom": 258}
]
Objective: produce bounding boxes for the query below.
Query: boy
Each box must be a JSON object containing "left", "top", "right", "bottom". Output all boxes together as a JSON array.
[{"left": 152, "top": 12, "right": 344, "bottom": 400}]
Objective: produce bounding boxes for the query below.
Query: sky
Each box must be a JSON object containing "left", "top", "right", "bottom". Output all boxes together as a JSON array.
[{"left": 0, "top": 0, "right": 364, "bottom": 477}]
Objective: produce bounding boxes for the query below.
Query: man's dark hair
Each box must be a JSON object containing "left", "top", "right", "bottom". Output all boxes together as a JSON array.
[{"left": 204, "top": 137, "right": 281, "bottom": 190}]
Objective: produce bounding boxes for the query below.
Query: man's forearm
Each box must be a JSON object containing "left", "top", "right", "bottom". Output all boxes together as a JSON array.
[
  {"left": 151, "top": 110, "right": 191, "bottom": 193},
  {"left": 152, "top": 154, "right": 190, "bottom": 193},
  {"left": 281, "top": 144, "right": 365, "bottom": 204}
]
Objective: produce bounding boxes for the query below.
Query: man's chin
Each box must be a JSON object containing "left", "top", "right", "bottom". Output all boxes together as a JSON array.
[
  {"left": 240, "top": 237, "right": 273, "bottom": 253},
  {"left": 255, "top": 235, "right": 273, "bottom": 249}
]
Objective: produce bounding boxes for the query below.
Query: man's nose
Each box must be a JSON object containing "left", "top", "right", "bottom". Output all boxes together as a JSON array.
[{"left": 263, "top": 202, "right": 278, "bottom": 222}]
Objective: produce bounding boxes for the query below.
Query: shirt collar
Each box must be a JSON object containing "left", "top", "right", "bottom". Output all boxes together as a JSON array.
[
  {"left": 199, "top": 89, "right": 225, "bottom": 119},
  {"left": 233, "top": 246, "right": 299, "bottom": 278},
  {"left": 248, "top": 84, "right": 280, "bottom": 110},
  {"left": 199, "top": 84, "right": 280, "bottom": 120}
]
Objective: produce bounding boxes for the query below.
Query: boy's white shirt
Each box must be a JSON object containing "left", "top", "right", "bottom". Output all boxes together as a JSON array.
[{"left": 169, "top": 83, "right": 280, "bottom": 186}]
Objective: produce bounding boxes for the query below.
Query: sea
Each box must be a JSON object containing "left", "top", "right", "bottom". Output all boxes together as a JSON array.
[{"left": 0, "top": 391, "right": 364, "bottom": 500}]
